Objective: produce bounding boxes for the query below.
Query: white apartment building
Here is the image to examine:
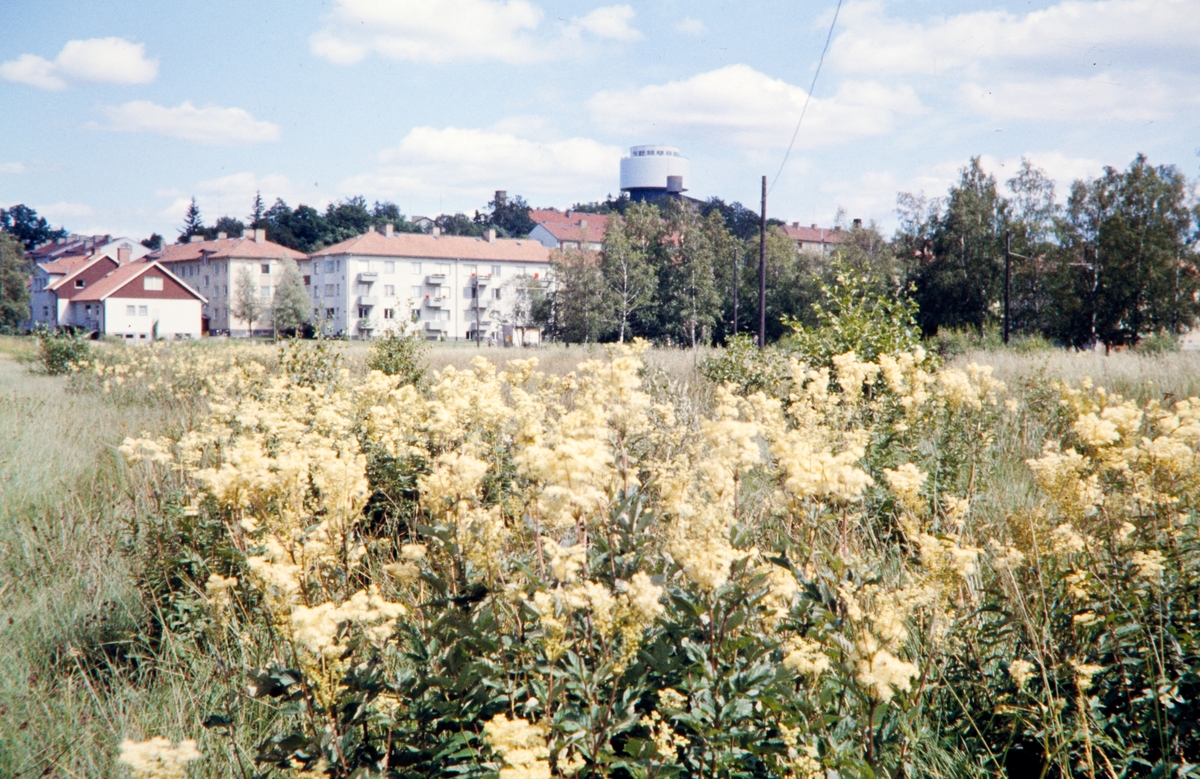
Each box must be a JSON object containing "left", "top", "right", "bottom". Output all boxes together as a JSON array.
[
  {"left": 71, "top": 261, "right": 206, "bottom": 341},
  {"left": 28, "top": 237, "right": 152, "bottom": 328},
  {"left": 310, "top": 225, "right": 552, "bottom": 342},
  {"left": 153, "top": 230, "right": 309, "bottom": 336}
]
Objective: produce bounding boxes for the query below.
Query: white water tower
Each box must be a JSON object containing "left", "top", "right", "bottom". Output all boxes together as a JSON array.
[{"left": 619, "top": 145, "right": 689, "bottom": 202}]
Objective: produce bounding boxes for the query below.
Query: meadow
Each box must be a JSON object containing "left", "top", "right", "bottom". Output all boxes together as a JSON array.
[{"left": 2, "top": 334, "right": 1198, "bottom": 779}]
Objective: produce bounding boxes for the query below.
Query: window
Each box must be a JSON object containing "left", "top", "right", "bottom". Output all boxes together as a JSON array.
[
  {"left": 325, "top": 284, "right": 335, "bottom": 296},
  {"left": 383, "top": 308, "right": 394, "bottom": 319},
  {"left": 358, "top": 307, "right": 370, "bottom": 318},
  {"left": 492, "top": 288, "right": 501, "bottom": 300},
  {"left": 514, "top": 266, "right": 525, "bottom": 276},
  {"left": 138, "top": 305, "right": 148, "bottom": 316},
  {"left": 302, "top": 275, "right": 310, "bottom": 286},
  {"left": 464, "top": 265, "right": 477, "bottom": 277},
  {"left": 492, "top": 265, "right": 501, "bottom": 277},
  {"left": 204, "top": 276, "right": 209, "bottom": 287},
  {"left": 384, "top": 285, "right": 395, "bottom": 296},
  {"left": 75, "top": 279, "right": 85, "bottom": 288},
  {"left": 411, "top": 261, "right": 421, "bottom": 274},
  {"left": 385, "top": 261, "right": 395, "bottom": 273},
  {"left": 261, "top": 263, "right": 270, "bottom": 274},
  {"left": 436, "top": 263, "right": 450, "bottom": 274},
  {"left": 260, "top": 285, "right": 271, "bottom": 298},
  {"left": 126, "top": 305, "right": 136, "bottom": 315},
  {"left": 325, "top": 260, "right": 335, "bottom": 273},
  {"left": 144, "top": 276, "right": 163, "bottom": 291},
  {"left": 325, "top": 308, "right": 335, "bottom": 318}
]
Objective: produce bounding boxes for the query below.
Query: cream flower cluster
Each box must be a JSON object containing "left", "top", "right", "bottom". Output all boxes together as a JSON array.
[{"left": 117, "top": 737, "right": 201, "bottom": 779}]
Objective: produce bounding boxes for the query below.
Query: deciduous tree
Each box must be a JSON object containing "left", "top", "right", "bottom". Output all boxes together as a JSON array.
[
  {"left": 0, "top": 232, "right": 30, "bottom": 332},
  {"left": 231, "top": 264, "right": 264, "bottom": 336},
  {"left": 271, "top": 257, "right": 310, "bottom": 336}
]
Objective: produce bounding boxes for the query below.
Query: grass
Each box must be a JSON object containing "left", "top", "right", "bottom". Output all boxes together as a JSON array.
[{"left": 2, "top": 333, "right": 1200, "bottom": 775}]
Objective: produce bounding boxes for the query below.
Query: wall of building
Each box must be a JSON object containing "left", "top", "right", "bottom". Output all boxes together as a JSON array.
[{"left": 102, "top": 297, "right": 202, "bottom": 339}]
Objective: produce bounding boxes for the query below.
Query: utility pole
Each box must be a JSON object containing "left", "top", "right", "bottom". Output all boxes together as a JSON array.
[
  {"left": 732, "top": 246, "right": 739, "bottom": 336},
  {"left": 473, "top": 274, "right": 481, "bottom": 347},
  {"left": 758, "top": 175, "right": 767, "bottom": 349},
  {"left": 1004, "top": 232, "right": 1011, "bottom": 345}
]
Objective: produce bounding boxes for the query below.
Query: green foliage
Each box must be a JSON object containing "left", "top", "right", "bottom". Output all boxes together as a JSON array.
[
  {"left": 599, "top": 206, "right": 657, "bottom": 342},
  {"left": 0, "top": 203, "right": 67, "bottom": 251},
  {"left": 177, "top": 197, "right": 208, "bottom": 243},
  {"left": 366, "top": 327, "right": 428, "bottom": 385},
  {"left": 230, "top": 264, "right": 264, "bottom": 335},
  {"left": 35, "top": 325, "right": 91, "bottom": 375},
  {"left": 0, "top": 232, "right": 30, "bottom": 333},
  {"left": 270, "top": 257, "right": 311, "bottom": 336},
  {"left": 1133, "top": 330, "right": 1180, "bottom": 354},
  {"left": 277, "top": 335, "right": 343, "bottom": 391},
  {"left": 699, "top": 333, "right": 791, "bottom": 394},
  {"left": 784, "top": 260, "right": 921, "bottom": 367}
]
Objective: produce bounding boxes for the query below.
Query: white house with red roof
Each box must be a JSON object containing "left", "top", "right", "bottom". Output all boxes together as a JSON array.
[
  {"left": 151, "top": 229, "right": 309, "bottom": 336},
  {"left": 28, "top": 236, "right": 151, "bottom": 329},
  {"left": 69, "top": 261, "right": 206, "bottom": 341},
  {"left": 528, "top": 209, "right": 609, "bottom": 252},
  {"left": 780, "top": 222, "right": 848, "bottom": 255},
  {"left": 309, "top": 224, "right": 551, "bottom": 342}
]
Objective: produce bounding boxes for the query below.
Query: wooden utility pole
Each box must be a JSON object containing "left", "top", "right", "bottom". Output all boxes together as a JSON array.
[
  {"left": 732, "top": 246, "right": 739, "bottom": 336},
  {"left": 758, "top": 175, "right": 767, "bottom": 349},
  {"left": 1004, "top": 232, "right": 1011, "bottom": 345}
]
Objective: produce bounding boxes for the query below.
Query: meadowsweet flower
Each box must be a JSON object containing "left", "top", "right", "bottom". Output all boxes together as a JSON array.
[
  {"left": 657, "top": 687, "right": 688, "bottom": 712},
  {"left": 783, "top": 637, "right": 830, "bottom": 678},
  {"left": 1051, "top": 523, "right": 1086, "bottom": 556},
  {"left": 483, "top": 714, "right": 551, "bottom": 779},
  {"left": 400, "top": 543, "right": 427, "bottom": 561},
  {"left": 1073, "top": 662, "right": 1104, "bottom": 692},
  {"left": 118, "top": 436, "right": 174, "bottom": 465},
  {"left": 1131, "top": 549, "right": 1166, "bottom": 582},
  {"left": 542, "top": 538, "right": 585, "bottom": 583},
  {"left": 884, "top": 463, "right": 927, "bottom": 512},
  {"left": 117, "top": 737, "right": 201, "bottom": 779},
  {"left": 1009, "top": 659, "right": 1035, "bottom": 691},
  {"left": 204, "top": 573, "right": 238, "bottom": 608},
  {"left": 856, "top": 648, "right": 919, "bottom": 703}
]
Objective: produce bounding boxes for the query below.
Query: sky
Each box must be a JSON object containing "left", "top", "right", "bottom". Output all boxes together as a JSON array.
[{"left": 1, "top": 0, "right": 1198, "bottom": 242}]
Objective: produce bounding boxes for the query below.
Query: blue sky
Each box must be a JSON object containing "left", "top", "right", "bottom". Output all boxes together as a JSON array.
[{"left": 1, "top": 0, "right": 1197, "bottom": 241}]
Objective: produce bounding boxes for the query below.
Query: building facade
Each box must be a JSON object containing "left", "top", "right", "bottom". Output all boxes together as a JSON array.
[
  {"left": 69, "top": 262, "right": 206, "bottom": 341},
  {"left": 310, "top": 225, "right": 552, "bottom": 342},
  {"left": 29, "top": 237, "right": 151, "bottom": 328},
  {"left": 780, "top": 223, "right": 847, "bottom": 255},
  {"left": 528, "top": 210, "right": 609, "bottom": 252},
  {"left": 152, "top": 230, "right": 309, "bottom": 336}
]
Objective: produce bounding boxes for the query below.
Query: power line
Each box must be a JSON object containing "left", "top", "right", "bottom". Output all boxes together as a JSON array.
[{"left": 769, "top": 0, "right": 844, "bottom": 196}]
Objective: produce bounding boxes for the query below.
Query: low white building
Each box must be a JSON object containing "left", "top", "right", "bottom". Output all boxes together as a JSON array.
[
  {"left": 309, "top": 225, "right": 552, "bottom": 342},
  {"left": 153, "top": 230, "right": 309, "bottom": 336},
  {"left": 528, "top": 209, "right": 609, "bottom": 252},
  {"left": 71, "top": 261, "right": 206, "bottom": 341},
  {"left": 780, "top": 223, "right": 847, "bottom": 255},
  {"left": 28, "top": 238, "right": 151, "bottom": 329}
]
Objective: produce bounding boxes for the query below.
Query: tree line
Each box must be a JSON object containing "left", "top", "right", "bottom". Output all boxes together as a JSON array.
[{"left": 539, "top": 153, "right": 1200, "bottom": 350}]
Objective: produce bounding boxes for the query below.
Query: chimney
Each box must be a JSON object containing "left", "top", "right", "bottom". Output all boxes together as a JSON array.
[
  {"left": 367, "top": 224, "right": 376, "bottom": 234},
  {"left": 792, "top": 222, "right": 799, "bottom": 228},
  {"left": 254, "top": 228, "right": 266, "bottom": 242},
  {"left": 666, "top": 175, "right": 684, "bottom": 193},
  {"left": 485, "top": 228, "right": 496, "bottom": 243},
  {"left": 117, "top": 247, "right": 131, "bottom": 264},
  {"left": 217, "top": 231, "right": 227, "bottom": 240},
  {"left": 852, "top": 218, "right": 862, "bottom": 229},
  {"left": 432, "top": 226, "right": 442, "bottom": 237},
  {"left": 384, "top": 223, "right": 394, "bottom": 238},
  {"left": 495, "top": 190, "right": 507, "bottom": 207},
  {"left": 189, "top": 235, "right": 204, "bottom": 243}
]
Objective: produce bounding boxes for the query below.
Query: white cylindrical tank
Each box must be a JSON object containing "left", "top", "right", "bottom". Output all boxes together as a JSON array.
[{"left": 620, "top": 145, "right": 689, "bottom": 192}]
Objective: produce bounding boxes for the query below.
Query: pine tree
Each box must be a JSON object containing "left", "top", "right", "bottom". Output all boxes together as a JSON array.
[
  {"left": 271, "top": 257, "right": 310, "bottom": 335},
  {"left": 248, "top": 191, "right": 266, "bottom": 229},
  {"left": 178, "top": 197, "right": 207, "bottom": 244}
]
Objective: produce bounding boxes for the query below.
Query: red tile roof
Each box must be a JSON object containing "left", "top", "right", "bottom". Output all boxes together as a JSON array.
[
  {"left": 780, "top": 224, "right": 845, "bottom": 245},
  {"left": 29, "top": 235, "right": 111, "bottom": 260},
  {"left": 153, "top": 236, "right": 307, "bottom": 263},
  {"left": 73, "top": 262, "right": 205, "bottom": 302},
  {"left": 37, "top": 252, "right": 94, "bottom": 275},
  {"left": 530, "top": 210, "right": 610, "bottom": 245},
  {"left": 46, "top": 255, "right": 117, "bottom": 293},
  {"left": 311, "top": 231, "right": 551, "bottom": 262}
]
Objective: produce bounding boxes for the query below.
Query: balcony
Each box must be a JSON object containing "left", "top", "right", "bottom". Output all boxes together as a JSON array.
[
  {"left": 358, "top": 272, "right": 378, "bottom": 282},
  {"left": 358, "top": 318, "right": 375, "bottom": 332},
  {"left": 472, "top": 273, "right": 492, "bottom": 286},
  {"left": 423, "top": 320, "right": 447, "bottom": 332},
  {"left": 424, "top": 294, "right": 450, "bottom": 308},
  {"left": 426, "top": 273, "right": 447, "bottom": 285},
  {"left": 358, "top": 296, "right": 379, "bottom": 307}
]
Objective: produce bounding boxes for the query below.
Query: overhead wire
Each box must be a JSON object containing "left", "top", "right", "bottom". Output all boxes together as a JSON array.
[{"left": 769, "top": 0, "right": 844, "bottom": 196}]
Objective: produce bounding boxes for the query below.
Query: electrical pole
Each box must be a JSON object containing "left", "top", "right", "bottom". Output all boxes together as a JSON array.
[
  {"left": 732, "top": 246, "right": 739, "bottom": 336},
  {"left": 1004, "top": 231, "right": 1011, "bottom": 345},
  {"left": 758, "top": 175, "right": 767, "bottom": 350},
  {"left": 473, "top": 274, "right": 481, "bottom": 347}
]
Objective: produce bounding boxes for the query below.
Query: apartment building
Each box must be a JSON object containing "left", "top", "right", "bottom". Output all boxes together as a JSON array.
[
  {"left": 309, "top": 225, "right": 552, "bottom": 342},
  {"left": 71, "top": 262, "right": 206, "bottom": 341},
  {"left": 152, "top": 230, "right": 309, "bottom": 335},
  {"left": 28, "top": 237, "right": 152, "bottom": 328},
  {"left": 528, "top": 209, "right": 609, "bottom": 252}
]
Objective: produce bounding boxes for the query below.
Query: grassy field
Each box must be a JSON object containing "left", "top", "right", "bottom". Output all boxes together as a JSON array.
[{"left": 2, "top": 335, "right": 1199, "bottom": 777}]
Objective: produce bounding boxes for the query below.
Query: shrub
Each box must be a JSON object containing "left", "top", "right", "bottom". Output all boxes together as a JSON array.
[
  {"left": 35, "top": 325, "right": 91, "bottom": 375},
  {"left": 1135, "top": 330, "right": 1180, "bottom": 355},
  {"left": 366, "top": 327, "right": 428, "bottom": 385}
]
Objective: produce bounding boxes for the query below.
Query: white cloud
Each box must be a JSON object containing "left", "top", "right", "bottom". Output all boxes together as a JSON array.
[
  {"left": 676, "top": 17, "right": 707, "bottom": 36},
  {"left": 157, "top": 172, "right": 319, "bottom": 225},
  {"left": 310, "top": 0, "right": 545, "bottom": 64},
  {"left": 0, "top": 162, "right": 27, "bottom": 174},
  {"left": 310, "top": 0, "right": 641, "bottom": 64},
  {"left": 569, "top": 6, "right": 642, "bottom": 42},
  {"left": 0, "top": 37, "right": 156, "bottom": 90},
  {"left": 99, "top": 101, "right": 282, "bottom": 145},
  {"left": 35, "top": 201, "right": 95, "bottom": 223},
  {"left": 587, "top": 64, "right": 922, "bottom": 149},
  {"left": 0, "top": 54, "right": 67, "bottom": 90},
  {"left": 343, "top": 125, "right": 622, "bottom": 207},
  {"left": 829, "top": 0, "right": 1200, "bottom": 76},
  {"left": 961, "top": 73, "right": 1188, "bottom": 122}
]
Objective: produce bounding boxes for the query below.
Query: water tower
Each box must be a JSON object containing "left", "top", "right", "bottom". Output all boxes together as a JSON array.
[{"left": 619, "top": 145, "right": 689, "bottom": 202}]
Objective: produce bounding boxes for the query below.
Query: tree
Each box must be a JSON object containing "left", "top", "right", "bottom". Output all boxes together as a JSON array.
[
  {"left": 0, "top": 204, "right": 66, "bottom": 251},
  {"left": 178, "top": 197, "right": 209, "bottom": 243},
  {"left": 0, "top": 232, "right": 30, "bottom": 333},
  {"left": 660, "top": 201, "right": 724, "bottom": 348},
  {"left": 544, "top": 247, "right": 606, "bottom": 344},
  {"left": 435, "top": 213, "right": 485, "bottom": 237},
  {"left": 248, "top": 191, "right": 267, "bottom": 229},
  {"left": 141, "top": 233, "right": 164, "bottom": 251},
  {"left": 231, "top": 264, "right": 264, "bottom": 336},
  {"left": 323, "top": 197, "right": 372, "bottom": 245},
  {"left": 1003, "top": 159, "right": 1060, "bottom": 336},
  {"left": 213, "top": 215, "right": 245, "bottom": 238},
  {"left": 271, "top": 257, "right": 310, "bottom": 336},
  {"left": 485, "top": 192, "right": 534, "bottom": 238},
  {"left": 733, "top": 226, "right": 817, "bottom": 343},
  {"left": 600, "top": 206, "right": 659, "bottom": 342}
]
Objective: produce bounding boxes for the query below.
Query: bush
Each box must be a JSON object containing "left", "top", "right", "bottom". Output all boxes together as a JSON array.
[
  {"left": 35, "top": 326, "right": 91, "bottom": 375},
  {"left": 366, "top": 327, "right": 428, "bottom": 385},
  {"left": 1135, "top": 330, "right": 1180, "bottom": 355},
  {"left": 699, "top": 333, "right": 790, "bottom": 394}
]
